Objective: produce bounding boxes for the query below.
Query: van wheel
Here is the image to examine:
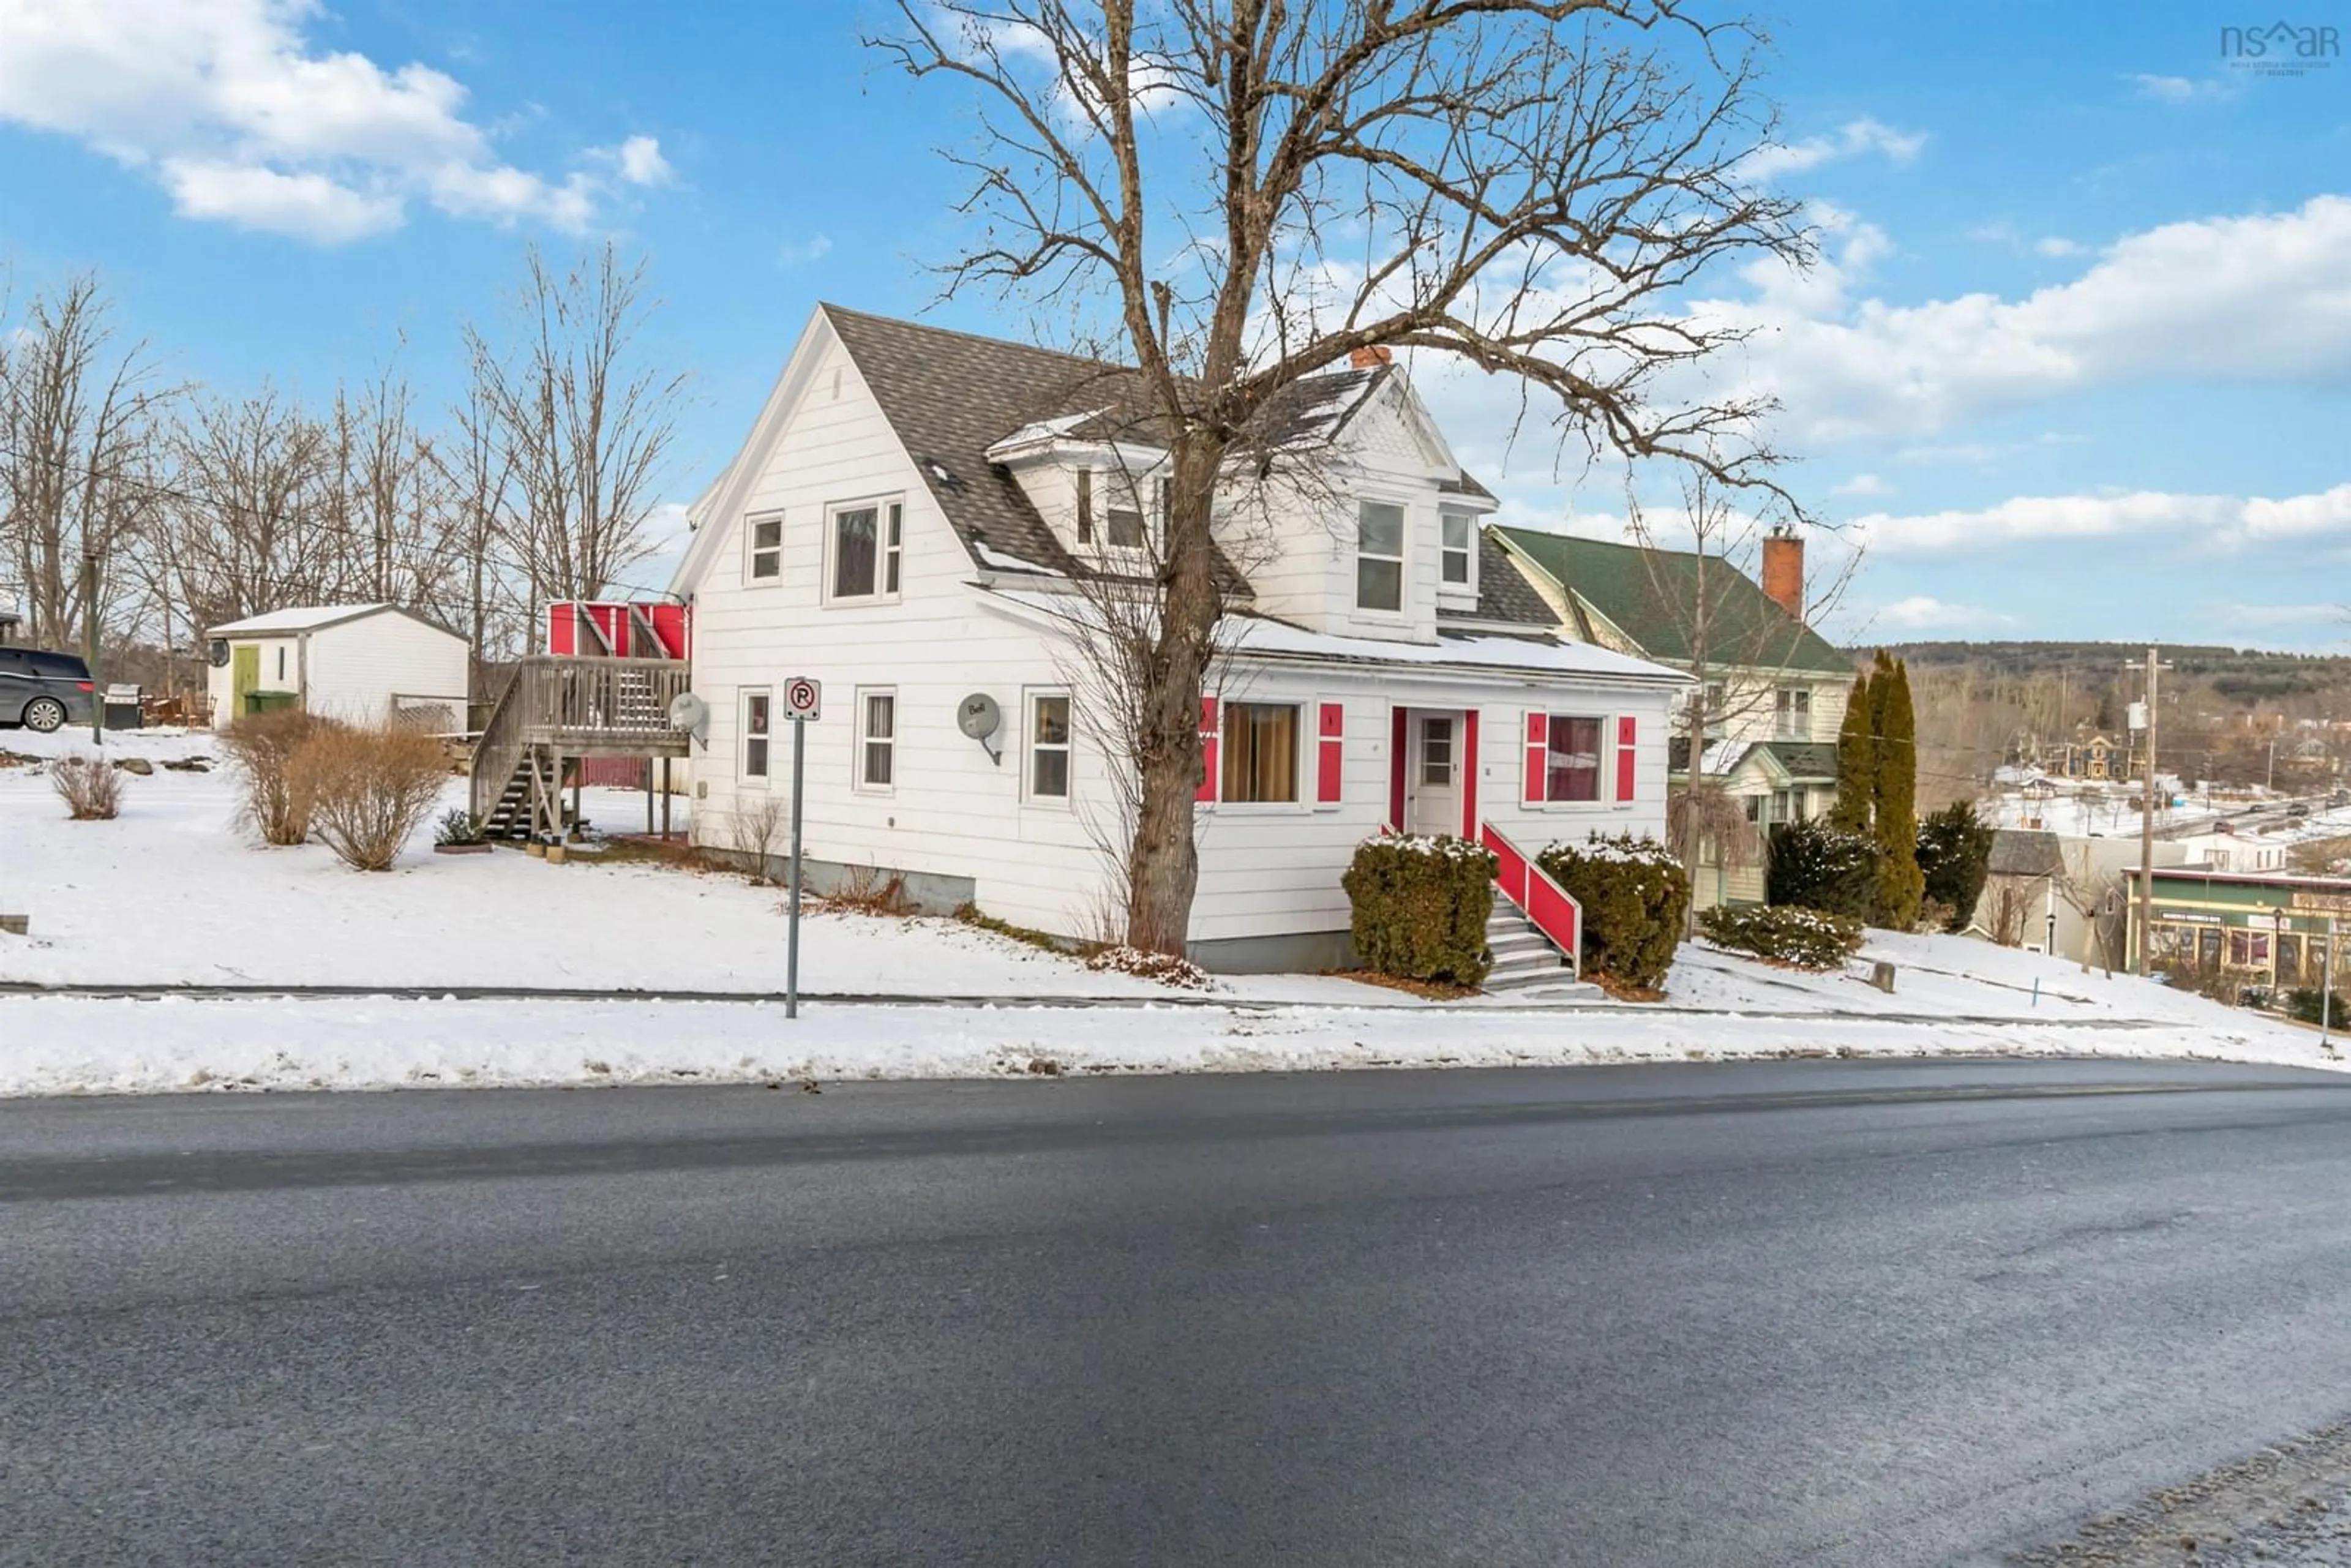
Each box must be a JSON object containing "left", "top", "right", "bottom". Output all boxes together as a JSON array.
[{"left": 22, "top": 697, "right": 67, "bottom": 733}]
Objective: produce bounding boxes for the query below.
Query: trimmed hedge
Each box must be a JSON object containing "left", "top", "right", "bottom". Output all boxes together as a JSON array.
[
  {"left": 1698, "top": 904, "right": 1865, "bottom": 970},
  {"left": 1343, "top": 833, "right": 1497, "bottom": 988},
  {"left": 1766, "top": 817, "right": 1881, "bottom": 920},
  {"left": 1535, "top": 833, "right": 1690, "bottom": 990}
]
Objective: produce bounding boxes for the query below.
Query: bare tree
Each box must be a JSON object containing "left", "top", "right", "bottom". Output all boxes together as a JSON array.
[
  {"left": 425, "top": 369, "right": 527, "bottom": 664},
  {"left": 873, "top": 0, "right": 1809, "bottom": 953},
  {"left": 464, "top": 244, "right": 686, "bottom": 604},
  {"left": 0, "top": 273, "right": 175, "bottom": 648},
  {"left": 167, "top": 384, "right": 336, "bottom": 629}
]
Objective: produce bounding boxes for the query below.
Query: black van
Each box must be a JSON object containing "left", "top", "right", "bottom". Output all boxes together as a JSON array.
[{"left": 0, "top": 647, "right": 97, "bottom": 733}]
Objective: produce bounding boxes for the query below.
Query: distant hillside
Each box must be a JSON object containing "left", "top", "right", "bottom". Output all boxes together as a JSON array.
[{"left": 1870, "top": 642, "right": 2351, "bottom": 703}]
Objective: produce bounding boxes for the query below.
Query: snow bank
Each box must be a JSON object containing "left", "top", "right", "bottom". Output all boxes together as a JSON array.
[{"left": 1, "top": 992, "right": 2339, "bottom": 1098}]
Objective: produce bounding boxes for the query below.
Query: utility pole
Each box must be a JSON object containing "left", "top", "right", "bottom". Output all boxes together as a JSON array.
[
  {"left": 2130, "top": 647, "right": 2169, "bottom": 976},
  {"left": 80, "top": 551, "right": 102, "bottom": 747}
]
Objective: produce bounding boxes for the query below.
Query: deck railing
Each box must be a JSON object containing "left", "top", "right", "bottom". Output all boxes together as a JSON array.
[
  {"left": 467, "top": 656, "right": 691, "bottom": 825},
  {"left": 1480, "top": 822, "right": 1584, "bottom": 979}
]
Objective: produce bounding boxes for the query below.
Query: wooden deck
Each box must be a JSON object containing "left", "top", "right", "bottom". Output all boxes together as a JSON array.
[{"left": 470, "top": 656, "right": 694, "bottom": 836}]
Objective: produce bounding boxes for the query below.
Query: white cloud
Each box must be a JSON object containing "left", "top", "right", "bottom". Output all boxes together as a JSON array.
[
  {"left": 613, "top": 135, "right": 669, "bottom": 187},
  {"left": 1831, "top": 473, "right": 1889, "bottom": 498},
  {"left": 1741, "top": 118, "right": 1925, "bottom": 182},
  {"left": 2216, "top": 601, "right": 2347, "bottom": 627},
  {"left": 2134, "top": 73, "right": 2233, "bottom": 103},
  {"left": 1850, "top": 483, "right": 2351, "bottom": 555},
  {"left": 1871, "top": 596, "right": 2008, "bottom": 631},
  {"left": 0, "top": 0, "right": 667, "bottom": 242},
  {"left": 2033, "top": 236, "right": 2085, "bottom": 258},
  {"left": 778, "top": 233, "right": 833, "bottom": 267},
  {"left": 1694, "top": 195, "right": 2351, "bottom": 446}
]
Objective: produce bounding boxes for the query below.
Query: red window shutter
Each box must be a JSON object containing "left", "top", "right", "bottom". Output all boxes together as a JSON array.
[
  {"left": 1197, "top": 697, "right": 1220, "bottom": 803},
  {"left": 1524, "top": 712, "right": 1548, "bottom": 804},
  {"left": 1316, "top": 702, "right": 1344, "bottom": 805},
  {"left": 1616, "top": 715, "right": 1638, "bottom": 801}
]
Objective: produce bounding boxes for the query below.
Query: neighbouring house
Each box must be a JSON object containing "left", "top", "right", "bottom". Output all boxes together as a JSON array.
[
  {"left": 0, "top": 604, "right": 19, "bottom": 646},
  {"left": 667, "top": 304, "right": 1687, "bottom": 977},
  {"left": 204, "top": 604, "right": 470, "bottom": 731},
  {"left": 2041, "top": 730, "right": 2131, "bottom": 782},
  {"left": 1489, "top": 525, "right": 1854, "bottom": 907}
]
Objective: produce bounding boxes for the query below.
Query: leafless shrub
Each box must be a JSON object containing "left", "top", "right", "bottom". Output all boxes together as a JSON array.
[
  {"left": 219, "top": 710, "right": 343, "bottom": 844},
  {"left": 287, "top": 724, "right": 451, "bottom": 871},
  {"left": 50, "top": 754, "right": 122, "bottom": 820},
  {"left": 728, "top": 794, "right": 788, "bottom": 885}
]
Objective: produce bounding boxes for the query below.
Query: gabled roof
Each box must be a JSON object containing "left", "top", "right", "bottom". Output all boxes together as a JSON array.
[
  {"left": 1493, "top": 527, "right": 1853, "bottom": 677},
  {"left": 1443, "top": 532, "right": 1558, "bottom": 628},
  {"left": 1989, "top": 829, "right": 2065, "bottom": 879},
  {"left": 208, "top": 602, "right": 444, "bottom": 637},
  {"left": 1756, "top": 740, "right": 1840, "bottom": 781}
]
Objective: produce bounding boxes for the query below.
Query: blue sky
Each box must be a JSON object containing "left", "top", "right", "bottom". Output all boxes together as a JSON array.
[{"left": 2, "top": 1, "right": 2345, "bottom": 647}]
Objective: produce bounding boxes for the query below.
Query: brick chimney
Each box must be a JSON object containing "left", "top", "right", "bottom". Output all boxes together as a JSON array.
[
  {"left": 1760, "top": 527, "right": 1805, "bottom": 623},
  {"left": 1348, "top": 345, "right": 1393, "bottom": 369}
]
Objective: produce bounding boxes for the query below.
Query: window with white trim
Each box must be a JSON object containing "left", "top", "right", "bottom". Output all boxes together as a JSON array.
[
  {"left": 1775, "top": 686, "right": 1811, "bottom": 739},
  {"left": 746, "top": 516, "right": 782, "bottom": 581},
  {"left": 1357, "top": 501, "right": 1404, "bottom": 612},
  {"left": 830, "top": 500, "right": 903, "bottom": 601},
  {"left": 1221, "top": 702, "right": 1300, "bottom": 803},
  {"left": 1029, "top": 692, "right": 1071, "bottom": 800},
  {"left": 1440, "top": 512, "right": 1472, "bottom": 585},
  {"left": 856, "top": 689, "right": 896, "bottom": 789},
  {"left": 741, "top": 691, "right": 771, "bottom": 781},
  {"left": 1539, "top": 715, "right": 1603, "bottom": 802}
]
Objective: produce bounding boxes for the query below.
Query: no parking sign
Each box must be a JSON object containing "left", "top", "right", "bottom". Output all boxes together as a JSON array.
[{"left": 783, "top": 676, "right": 821, "bottom": 722}]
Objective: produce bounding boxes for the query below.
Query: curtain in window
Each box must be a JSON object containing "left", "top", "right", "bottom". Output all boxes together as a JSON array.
[
  {"left": 834, "top": 508, "right": 879, "bottom": 597},
  {"left": 1222, "top": 703, "right": 1299, "bottom": 802},
  {"left": 1545, "top": 715, "right": 1601, "bottom": 801}
]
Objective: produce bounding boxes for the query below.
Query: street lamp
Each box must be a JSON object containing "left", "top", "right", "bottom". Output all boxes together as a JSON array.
[{"left": 2271, "top": 904, "right": 2288, "bottom": 1010}]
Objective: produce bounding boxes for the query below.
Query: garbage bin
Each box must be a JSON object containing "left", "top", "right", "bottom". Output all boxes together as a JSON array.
[{"left": 102, "top": 683, "right": 143, "bottom": 730}]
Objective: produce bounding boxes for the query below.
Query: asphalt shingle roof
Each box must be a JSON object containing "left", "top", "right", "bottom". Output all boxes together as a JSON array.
[
  {"left": 1989, "top": 829, "right": 2065, "bottom": 879},
  {"left": 1493, "top": 527, "right": 1853, "bottom": 677},
  {"left": 1447, "top": 533, "right": 1558, "bottom": 628}
]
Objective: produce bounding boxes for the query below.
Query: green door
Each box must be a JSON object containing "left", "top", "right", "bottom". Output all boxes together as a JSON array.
[{"left": 231, "top": 643, "right": 260, "bottom": 715}]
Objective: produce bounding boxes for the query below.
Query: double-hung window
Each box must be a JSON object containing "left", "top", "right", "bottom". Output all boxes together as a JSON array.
[
  {"left": 1775, "top": 686, "right": 1810, "bottom": 739},
  {"left": 1440, "top": 513, "right": 1472, "bottom": 586},
  {"left": 1221, "top": 702, "right": 1300, "bottom": 803},
  {"left": 747, "top": 516, "right": 782, "bottom": 581},
  {"left": 742, "top": 692, "right": 771, "bottom": 781},
  {"left": 1540, "top": 715, "right": 1602, "bottom": 803},
  {"left": 856, "top": 690, "right": 896, "bottom": 789},
  {"left": 1357, "top": 501, "right": 1404, "bottom": 612},
  {"left": 830, "top": 500, "right": 903, "bottom": 601},
  {"left": 1029, "top": 693, "right": 1071, "bottom": 800}
]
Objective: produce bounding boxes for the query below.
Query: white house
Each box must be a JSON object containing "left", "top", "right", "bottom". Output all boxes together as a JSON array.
[
  {"left": 670, "top": 306, "right": 1686, "bottom": 973},
  {"left": 205, "top": 604, "right": 470, "bottom": 731}
]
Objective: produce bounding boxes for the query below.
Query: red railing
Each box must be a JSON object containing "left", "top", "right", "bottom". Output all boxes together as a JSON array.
[{"left": 1480, "top": 822, "right": 1583, "bottom": 978}]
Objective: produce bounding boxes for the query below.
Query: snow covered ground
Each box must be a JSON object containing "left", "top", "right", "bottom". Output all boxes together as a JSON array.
[{"left": 0, "top": 724, "right": 2339, "bottom": 1097}]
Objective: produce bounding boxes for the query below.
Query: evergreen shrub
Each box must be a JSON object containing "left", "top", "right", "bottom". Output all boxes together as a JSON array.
[{"left": 1343, "top": 833, "right": 1497, "bottom": 987}]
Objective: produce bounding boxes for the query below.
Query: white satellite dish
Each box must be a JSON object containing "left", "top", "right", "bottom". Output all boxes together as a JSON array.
[
  {"left": 667, "top": 691, "right": 709, "bottom": 734},
  {"left": 958, "top": 692, "right": 1003, "bottom": 763}
]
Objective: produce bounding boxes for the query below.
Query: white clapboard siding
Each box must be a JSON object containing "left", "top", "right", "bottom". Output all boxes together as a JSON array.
[{"left": 304, "top": 612, "right": 468, "bottom": 726}]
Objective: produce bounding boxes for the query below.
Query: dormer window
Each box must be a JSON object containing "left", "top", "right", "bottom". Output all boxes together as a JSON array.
[
  {"left": 1076, "top": 468, "right": 1094, "bottom": 544},
  {"left": 1107, "top": 499, "right": 1145, "bottom": 549},
  {"left": 1441, "top": 513, "right": 1472, "bottom": 585},
  {"left": 1357, "top": 501, "right": 1405, "bottom": 612}
]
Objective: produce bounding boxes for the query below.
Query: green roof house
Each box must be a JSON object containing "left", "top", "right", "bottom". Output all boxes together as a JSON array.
[{"left": 1493, "top": 525, "right": 1859, "bottom": 906}]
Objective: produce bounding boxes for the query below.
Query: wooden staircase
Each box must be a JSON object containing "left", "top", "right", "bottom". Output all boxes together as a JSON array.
[{"left": 468, "top": 656, "right": 693, "bottom": 842}]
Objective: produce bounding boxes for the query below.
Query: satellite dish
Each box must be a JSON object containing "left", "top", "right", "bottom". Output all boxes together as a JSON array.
[
  {"left": 206, "top": 639, "right": 230, "bottom": 668},
  {"left": 958, "top": 692, "right": 1003, "bottom": 764},
  {"left": 957, "top": 692, "right": 1002, "bottom": 741},
  {"left": 667, "top": 691, "right": 708, "bottom": 733}
]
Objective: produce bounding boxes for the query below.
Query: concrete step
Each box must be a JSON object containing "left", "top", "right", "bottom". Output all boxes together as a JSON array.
[{"left": 1488, "top": 934, "right": 1555, "bottom": 961}]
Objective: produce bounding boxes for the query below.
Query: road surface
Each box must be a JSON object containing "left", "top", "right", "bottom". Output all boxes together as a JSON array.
[{"left": 6, "top": 1056, "right": 2351, "bottom": 1566}]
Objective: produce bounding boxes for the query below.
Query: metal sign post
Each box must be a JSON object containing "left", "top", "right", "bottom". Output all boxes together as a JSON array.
[
  {"left": 781, "top": 677, "right": 821, "bottom": 1020},
  {"left": 2325, "top": 914, "right": 2337, "bottom": 1053}
]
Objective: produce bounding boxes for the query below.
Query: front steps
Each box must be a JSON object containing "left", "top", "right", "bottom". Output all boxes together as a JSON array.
[{"left": 1484, "top": 905, "right": 1573, "bottom": 992}]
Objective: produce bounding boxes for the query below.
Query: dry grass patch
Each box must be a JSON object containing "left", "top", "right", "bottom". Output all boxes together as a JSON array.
[{"left": 220, "top": 710, "right": 343, "bottom": 845}]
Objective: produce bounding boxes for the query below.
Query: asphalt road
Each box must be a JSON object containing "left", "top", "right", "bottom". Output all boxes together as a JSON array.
[{"left": 7, "top": 1057, "right": 2351, "bottom": 1567}]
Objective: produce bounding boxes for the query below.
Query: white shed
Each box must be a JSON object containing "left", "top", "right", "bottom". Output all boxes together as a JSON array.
[{"left": 205, "top": 604, "right": 470, "bottom": 732}]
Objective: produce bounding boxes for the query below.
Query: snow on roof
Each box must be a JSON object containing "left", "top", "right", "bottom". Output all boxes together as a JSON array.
[{"left": 209, "top": 603, "right": 394, "bottom": 636}]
